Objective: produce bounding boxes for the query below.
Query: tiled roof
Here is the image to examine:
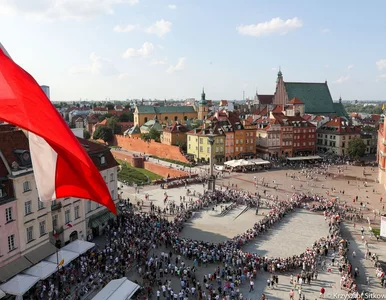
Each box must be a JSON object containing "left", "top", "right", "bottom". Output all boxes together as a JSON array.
[
  {"left": 136, "top": 106, "right": 196, "bottom": 114},
  {"left": 124, "top": 125, "right": 141, "bottom": 135},
  {"left": 118, "top": 122, "right": 134, "bottom": 132},
  {"left": 76, "top": 138, "right": 119, "bottom": 171},
  {"left": 284, "top": 82, "right": 335, "bottom": 114},
  {"left": 332, "top": 102, "right": 349, "bottom": 119},
  {"left": 164, "top": 122, "right": 189, "bottom": 133},
  {"left": 0, "top": 130, "right": 30, "bottom": 177},
  {"left": 320, "top": 117, "right": 361, "bottom": 134},
  {"left": 259, "top": 107, "right": 268, "bottom": 116},
  {"left": 288, "top": 97, "right": 304, "bottom": 105},
  {"left": 93, "top": 107, "right": 108, "bottom": 111},
  {"left": 302, "top": 114, "right": 312, "bottom": 121},
  {"left": 272, "top": 105, "right": 283, "bottom": 113},
  {"left": 258, "top": 95, "right": 274, "bottom": 105},
  {"left": 371, "top": 114, "right": 381, "bottom": 122},
  {"left": 187, "top": 123, "right": 226, "bottom": 136},
  {"left": 75, "top": 117, "right": 84, "bottom": 122}
]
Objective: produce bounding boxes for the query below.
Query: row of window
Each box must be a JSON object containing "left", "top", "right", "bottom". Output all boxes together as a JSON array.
[
  {"left": 293, "top": 129, "right": 315, "bottom": 133},
  {"left": 293, "top": 134, "right": 315, "bottom": 140},
  {"left": 5, "top": 218, "right": 47, "bottom": 253}
]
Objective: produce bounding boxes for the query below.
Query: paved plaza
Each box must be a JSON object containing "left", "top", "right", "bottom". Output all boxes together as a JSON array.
[{"left": 116, "top": 164, "right": 386, "bottom": 299}]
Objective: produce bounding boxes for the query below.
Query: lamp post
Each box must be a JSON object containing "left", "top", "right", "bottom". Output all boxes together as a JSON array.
[{"left": 207, "top": 132, "right": 216, "bottom": 191}]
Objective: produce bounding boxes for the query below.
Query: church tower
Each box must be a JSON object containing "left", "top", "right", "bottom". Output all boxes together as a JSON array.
[
  {"left": 272, "top": 68, "right": 288, "bottom": 107},
  {"left": 197, "top": 88, "right": 208, "bottom": 120}
]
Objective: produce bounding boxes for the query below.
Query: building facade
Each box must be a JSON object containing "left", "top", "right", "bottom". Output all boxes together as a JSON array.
[
  {"left": 186, "top": 125, "right": 225, "bottom": 163},
  {"left": 0, "top": 127, "right": 119, "bottom": 282},
  {"left": 161, "top": 122, "right": 189, "bottom": 146},
  {"left": 316, "top": 117, "right": 361, "bottom": 155},
  {"left": 377, "top": 119, "right": 386, "bottom": 188}
]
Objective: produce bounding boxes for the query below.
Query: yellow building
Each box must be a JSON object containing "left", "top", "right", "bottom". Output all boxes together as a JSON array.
[
  {"left": 187, "top": 125, "right": 225, "bottom": 163},
  {"left": 134, "top": 89, "right": 209, "bottom": 126},
  {"left": 134, "top": 106, "right": 198, "bottom": 127},
  {"left": 161, "top": 122, "right": 189, "bottom": 146}
]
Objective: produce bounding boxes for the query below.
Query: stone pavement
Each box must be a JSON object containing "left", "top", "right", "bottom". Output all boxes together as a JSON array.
[{"left": 115, "top": 164, "right": 386, "bottom": 299}]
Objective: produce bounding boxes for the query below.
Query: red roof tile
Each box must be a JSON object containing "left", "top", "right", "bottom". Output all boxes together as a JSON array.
[
  {"left": 288, "top": 97, "right": 304, "bottom": 105},
  {"left": 258, "top": 95, "right": 274, "bottom": 105}
]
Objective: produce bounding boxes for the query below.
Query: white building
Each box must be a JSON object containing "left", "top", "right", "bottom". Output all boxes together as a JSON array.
[{"left": 316, "top": 117, "right": 361, "bottom": 155}]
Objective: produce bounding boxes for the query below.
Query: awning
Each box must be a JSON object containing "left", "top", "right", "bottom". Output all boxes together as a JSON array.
[
  {"left": 0, "top": 256, "right": 32, "bottom": 283},
  {"left": 44, "top": 250, "right": 79, "bottom": 267},
  {"left": 92, "top": 277, "right": 140, "bottom": 300},
  {"left": 0, "top": 274, "right": 39, "bottom": 296},
  {"left": 23, "top": 261, "right": 58, "bottom": 280},
  {"left": 88, "top": 211, "right": 115, "bottom": 228},
  {"left": 24, "top": 242, "right": 58, "bottom": 264},
  {"left": 61, "top": 240, "right": 95, "bottom": 255},
  {"left": 286, "top": 155, "right": 322, "bottom": 161}
]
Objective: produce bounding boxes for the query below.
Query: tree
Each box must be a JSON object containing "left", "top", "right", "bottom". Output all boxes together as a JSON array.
[
  {"left": 93, "top": 126, "right": 113, "bottom": 142},
  {"left": 83, "top": 129, "right": 91, "bottom": 139},
  {"left": 106, "top": 102, "right": 115, "bottom": 110},
  {"left": 106, "top": 117, "right": 122, "bottom": 134},
  {"left": 347, "top": 136, "right": 366, "bottom": 159},
  {"left": 98, "top": 113, "right": 113, "bottom": 122},
  {"left": 140, "top": 133, "right": 151, "bottom": 142},
  {"left": 148, "top": 128, "right": 161, "bottom": 142},
  {"left": 118, "top": 112, "right": 134, "bottom": 122}
]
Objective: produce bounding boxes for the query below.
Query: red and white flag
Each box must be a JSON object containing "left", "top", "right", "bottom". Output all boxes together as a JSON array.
[
  {"left": 66, "top": 223, "right": 73, "bottom": 228},
  {"left": 0, "top": 43, "right": 116, "bottom": 214}
]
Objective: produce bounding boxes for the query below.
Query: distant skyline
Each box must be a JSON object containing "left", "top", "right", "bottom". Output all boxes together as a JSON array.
[{"left": 1, "top": 0, "right": 386, "bottom": 101}]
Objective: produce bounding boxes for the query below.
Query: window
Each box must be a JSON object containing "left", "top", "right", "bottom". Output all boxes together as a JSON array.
[
  {"left": 25, "top": 200, "right": 32, "bottom": 215},
  {"left": 23, "top": 181, "right": 30, "bottom": 192},
  {"left": 39, "top": 220, "right": 46, "bottom": 236},
  {"left": 38, "top": 199, "right": 44, "bottom": 210},
  {"left": 103, "top": 176, "right": 107, "bottom": 183},
  {"left": 87, "top": 201, "right": 92, "bottom": 213},
  {"left": 26, "top": 226, "right": 34, "bottom": 243},
  {"left": 199, "top": 146, "right": 203, "bottom": 152},
  {"left": 65, "top": 209, "right": 71, "bottom": 224},
  {"left": 5, "top": 207, "right": 13, "bottom": 222},
  {"left": 110, "top": 173, "right": 114, "bottom": 182},
  {"left": 52, "top": 214, "right": 58, "bottom": 229},
  {"left": 144, "top": 117, "right": 148, "bottom": 123},
  {"left": 111, "top": 190, "right": 115, "bottom": 199},
  {"left": 74, "top": 206, "right": 80, "bottom": 219},
  {"left": 8, "top": 235, "right": 15, "bottom": 251},
  {"left": 174, "top": 116, "right": 178, "bottom": 121},
  {"left": 164, "top": 116, "right": 168, "bottom": 121},
  {"left": 101, "top": 156, "right": 106, "bottom": 165}
]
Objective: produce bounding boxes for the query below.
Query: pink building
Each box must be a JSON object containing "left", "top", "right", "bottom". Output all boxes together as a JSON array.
[{"left": 0, "top": 126, "right": 21, "bottom": 272}]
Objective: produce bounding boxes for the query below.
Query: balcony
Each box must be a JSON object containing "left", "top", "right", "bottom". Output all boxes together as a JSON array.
[{"left": 51, "top": 202, "right": 62, "bottom": 211}]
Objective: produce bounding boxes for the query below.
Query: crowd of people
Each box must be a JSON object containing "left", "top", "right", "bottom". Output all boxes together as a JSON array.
[{"left": 22, "top": 154, "right": 383, "bottom": 300}]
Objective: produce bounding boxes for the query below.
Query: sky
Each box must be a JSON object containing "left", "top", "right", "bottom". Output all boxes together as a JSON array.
[{"left": 1, "top": 0, "right": 386, "bottom": 102}]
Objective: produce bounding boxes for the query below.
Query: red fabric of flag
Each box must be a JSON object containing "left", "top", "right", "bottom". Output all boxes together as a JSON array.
[{"left": 0, "top": 46, "right": 116, "bottom": 214}]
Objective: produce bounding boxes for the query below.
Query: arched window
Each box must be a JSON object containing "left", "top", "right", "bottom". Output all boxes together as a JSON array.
[
  {"left": 144, "top": 117, "right": 148, "bottom": 123},
  {"left": 174, "top": 116, "right": 178, "bottom": 121},
  {"left": 184, "top": 116, "right": 188, "bottom": 121},
  {"left": 165, "top": 116, "right": 168, "bottom": 121}
]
